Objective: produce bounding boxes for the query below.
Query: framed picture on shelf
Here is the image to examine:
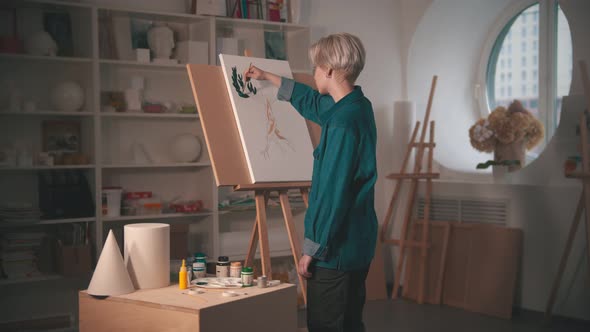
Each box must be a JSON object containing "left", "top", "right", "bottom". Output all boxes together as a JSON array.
[
  {"left": 130, "top": 18, "right": 152, "bottom": 50},
  {"left": 42, "top": 120, "right": 81, "bottom": 154},
  {"left": 43, "top": 10, "right": 73, "bottom": 56},
  {"left": 264, "top": 31, "right": 286, "bottom": 60}
]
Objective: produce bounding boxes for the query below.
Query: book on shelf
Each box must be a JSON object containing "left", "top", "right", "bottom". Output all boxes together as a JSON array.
[
  {"left": 1, "top": 231, "right": 46, "bottom": 280},
  {"left": 2, "top": 251, "right": 35, "bottom": 261}
]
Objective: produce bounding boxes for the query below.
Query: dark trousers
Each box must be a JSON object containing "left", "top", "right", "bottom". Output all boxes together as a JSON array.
[{"left": 306, "top": 266, "right": 370, "bottom": 332}]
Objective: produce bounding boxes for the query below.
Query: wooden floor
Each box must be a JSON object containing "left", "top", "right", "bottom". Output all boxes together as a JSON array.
[{"left": 298, "top": 299, "right": 590, "bottom": 332}]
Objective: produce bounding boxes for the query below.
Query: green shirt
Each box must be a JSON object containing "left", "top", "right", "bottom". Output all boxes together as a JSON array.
[{"left": 278, "top": 78, "right": 378, "bottom": 271}]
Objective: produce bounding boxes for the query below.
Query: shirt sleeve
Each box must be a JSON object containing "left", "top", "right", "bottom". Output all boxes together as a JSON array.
[
  {"left": 302, "top": 126, "right": 358, "bottom": 260},
  {"left": 277, "top": 77, "right": 333, "bottom": 125}
]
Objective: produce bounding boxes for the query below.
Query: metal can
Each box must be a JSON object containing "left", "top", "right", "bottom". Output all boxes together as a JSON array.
[{"left": 258, "top": 275, "right": 267, "bottom": 288}]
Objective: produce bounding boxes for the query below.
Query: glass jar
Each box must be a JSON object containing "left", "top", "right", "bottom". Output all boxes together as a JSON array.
[
  {"left": 216, "top": 256, "right": 230, "bottom": 278},
  {"left": 230, "top": 261, "right": 242, "bottom": 278},
  {"left": 241, "top": 267, "right": 253, "bottom": 287},
  {"left": 192, "top": 253, "right": 207, "bottom": 279}
]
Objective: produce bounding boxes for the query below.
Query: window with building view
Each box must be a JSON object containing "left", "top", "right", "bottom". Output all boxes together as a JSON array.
[{"left": 486, "top": 1, "right": 572, "bottom": 158}]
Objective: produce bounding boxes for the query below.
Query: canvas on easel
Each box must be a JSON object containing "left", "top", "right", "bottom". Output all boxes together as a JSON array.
[
  {"left": 219, "top": 54, "right": 313, "bottom": 183},
  {"left": 187, "top": 62, "right": 314, "bottom": 303}
]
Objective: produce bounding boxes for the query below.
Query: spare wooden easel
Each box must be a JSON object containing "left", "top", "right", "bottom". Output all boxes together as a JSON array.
[
  {"left": 380, "top": 76, "right": 440, "bottom": 304},
  {"left": 187, "top": 64, "right": 320, "bottom": 305},
  {"left": 545, "top": 60, "right": 590, "bottom": 320}
]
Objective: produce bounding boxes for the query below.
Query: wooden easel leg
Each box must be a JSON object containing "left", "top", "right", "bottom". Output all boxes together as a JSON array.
[
  {"left": 245, "top": 194, "right": 269, "bottom": 268},
  {"left": 417, "top": 179, "right": 432, "bottom": 304},
  {"left": 545, "top": 193, "right": 584, "bottom": 319},
  {"left": 381, "top": 122, "right": 421, "bottom": 242},
  {"left": 402, "top": 223, "right": 417, "bottom": 298},
  {"left": 300, "top": 188, "right": 309, "bottom": 208},
  {"left": 381, "top": 181, "right": 404, "bottom": 242},
  {"left": 255, "top": 190, "right": 272, "bottom": 279},
  {"left": 279, "top": 191, "right": 307, "bottom": 304},
  {"left": 245, "top": 217, "right": 259, "bottom": 268},
  {"left": 417, "top": 121, "right": 435, "bottom": 304},
  {"left": 392, "top": 178, "right": 420, "bottom": 299}
]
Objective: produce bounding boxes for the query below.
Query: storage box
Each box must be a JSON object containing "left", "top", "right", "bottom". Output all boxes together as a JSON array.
[
  {"left": 175, "top": 41, "right": 209, "bottom": 64},
  {"left": 135, "top": 48, "right": 150, "bottom": 63},
  {"left": 57, "top": 244, "right": 92, "bottom": 277},
  {"left": 216, "top": 38, "right": 244, "bottom": 64},
  {"left": 195, "top": 0, "right": 227, "bottom": 16}
]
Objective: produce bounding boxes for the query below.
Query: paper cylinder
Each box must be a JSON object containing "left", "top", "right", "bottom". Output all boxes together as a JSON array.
[
  {"left": 124, "top": 223, "right": 170, "bottom": 289},
  {"left": 393, "top": 101, "right": 416, "bottom": 169},
  {"left": 87, "top": 230, "right": 135, "bottom": 296}
]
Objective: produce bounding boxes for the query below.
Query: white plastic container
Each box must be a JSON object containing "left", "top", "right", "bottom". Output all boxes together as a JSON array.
[{"left": 102, "top": 187, "right": 123, "bottom": 217}]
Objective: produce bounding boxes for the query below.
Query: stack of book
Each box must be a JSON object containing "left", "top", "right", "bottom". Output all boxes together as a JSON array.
[
  {"left": 0, "top": 203, "right": 41, "bottom": 224},
  {"left": 1, "top": 232, "right": 46, "bottom": 280}
]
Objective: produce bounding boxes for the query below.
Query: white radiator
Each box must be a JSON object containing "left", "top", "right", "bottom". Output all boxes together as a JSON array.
[{"left": 416, "top": 196, "right": 509, "bottom": 225}]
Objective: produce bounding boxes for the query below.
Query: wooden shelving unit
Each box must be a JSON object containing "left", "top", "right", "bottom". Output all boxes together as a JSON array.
[{"left": 0, "top": 0, "right": 310, "bottom": 326}]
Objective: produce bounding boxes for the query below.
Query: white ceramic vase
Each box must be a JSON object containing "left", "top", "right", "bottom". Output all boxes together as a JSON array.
[
  {"left": 51, "top": 81, "right": 85, "bottom": 112},
  {"left": 25, "top": 31, "right": 58, "bottom": 56}
]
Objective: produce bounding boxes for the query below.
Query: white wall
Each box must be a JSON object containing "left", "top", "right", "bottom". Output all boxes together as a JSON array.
[
  {"left": 407, "top": 0, "right": 516, "bottom": 174},
  {"left": 404, "top": 0, "right": 590, "bottom": 321},
  {"left": 304, "top": 0, "right": 404, "bottom": 223}
]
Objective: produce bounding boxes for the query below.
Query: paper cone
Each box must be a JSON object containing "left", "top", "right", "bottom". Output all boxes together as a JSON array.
[{"left": 87, "top": 230, "right": 135, "bottom": 296}]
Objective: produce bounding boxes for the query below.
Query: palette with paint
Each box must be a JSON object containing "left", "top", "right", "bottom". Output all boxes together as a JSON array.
[{"left": 191, "top": 277, "right": 243, "bottom": 289}]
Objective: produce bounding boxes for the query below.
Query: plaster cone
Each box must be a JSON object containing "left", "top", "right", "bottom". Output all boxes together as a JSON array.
[{"left": 87, "top": 230, "right": 135, "bottom": 296}]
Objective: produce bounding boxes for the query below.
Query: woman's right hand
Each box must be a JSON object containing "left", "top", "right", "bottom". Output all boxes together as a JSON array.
[{"left": 244, "top": 65, "right": 266, "bottom": 81}]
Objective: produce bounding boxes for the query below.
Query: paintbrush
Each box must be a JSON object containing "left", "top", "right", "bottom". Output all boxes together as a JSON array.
[{"left": 246, "top": 62, "right": 253, "bottom": 82}]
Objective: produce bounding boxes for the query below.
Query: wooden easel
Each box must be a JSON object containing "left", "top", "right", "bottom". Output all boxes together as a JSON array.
[
  {"left": 187, "top": 64, "right": 320, "bottom": 305},
  {"left": 380, "top": 76, "right": 439, "bottom": 304},
  {"left": 545, "top": 60, "right": 590, "bottom": 320},
  {"left": 236, "top": 182, "right": 310, "bottom": 304}
]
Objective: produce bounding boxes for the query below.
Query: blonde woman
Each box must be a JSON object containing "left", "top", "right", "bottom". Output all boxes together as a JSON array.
[{"left": 246, "top": 33, "right": 377, "bottom": 332}]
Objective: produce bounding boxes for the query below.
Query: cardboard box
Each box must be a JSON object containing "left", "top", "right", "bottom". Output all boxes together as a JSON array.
[{"left": 57, "top": 244, "right": 92, "bottom": 277}]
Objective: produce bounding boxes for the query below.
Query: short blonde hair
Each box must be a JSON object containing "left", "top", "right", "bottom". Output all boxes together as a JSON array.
[{"left": 309, "top": 33, "right": 366, "bottom": 83}]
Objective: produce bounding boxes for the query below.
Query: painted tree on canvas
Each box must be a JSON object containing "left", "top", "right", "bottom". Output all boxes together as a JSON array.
[{"left": 231, "top": 66, "right": 294, "bottom": 159}]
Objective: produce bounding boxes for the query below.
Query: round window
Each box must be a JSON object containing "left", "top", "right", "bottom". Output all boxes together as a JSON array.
[{"left": 484, "top": 1, "right": 572, "bottom": 163}]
